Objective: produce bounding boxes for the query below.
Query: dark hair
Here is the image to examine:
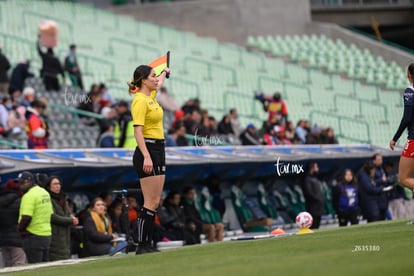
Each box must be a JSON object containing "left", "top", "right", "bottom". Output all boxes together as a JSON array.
[
  {"left": 91, "top": 197, "right": 105, "bottom": 208},
  {"left": 362, "top": 162, "right": 374, "bottom": 174},
  {"left": 127, "top": 65, "right": 152, "bottom": 95},
  {"left": 182, "top": 186, "right": 195, "bottom": 195},
  {"left": 45, "top": 175, "right": 62, "bottom": 190},
  {"left": 408, "top": 63, "right": 414, "bottom": 81},
  {"left": 339, "top": 168, "right": 356, "bottom": 185}
]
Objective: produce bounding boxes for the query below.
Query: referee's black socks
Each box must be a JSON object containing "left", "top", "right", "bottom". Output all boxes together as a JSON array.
[{"left": 136, "top": 207, "right": 156, "bottom": 254}]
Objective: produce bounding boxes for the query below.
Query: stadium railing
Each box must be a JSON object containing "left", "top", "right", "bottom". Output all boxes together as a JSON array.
[{"left": 49, "top": 103, "right": 104, "bottom": 125}]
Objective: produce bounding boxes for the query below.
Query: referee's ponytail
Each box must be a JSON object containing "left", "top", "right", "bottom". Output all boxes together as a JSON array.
[{"left": 127, "top": 65, "right": 152, "bottom": 95}]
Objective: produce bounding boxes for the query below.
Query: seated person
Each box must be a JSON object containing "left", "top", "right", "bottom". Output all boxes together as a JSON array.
[
  {"left": 82, "top": 197, "right": 127, "bottom": 256},
  {"left": 181, "top": 186, "right": 224, "bottom": 242},
  {"left": 158, "top": 191, "right": 199, "bottom": 245}
]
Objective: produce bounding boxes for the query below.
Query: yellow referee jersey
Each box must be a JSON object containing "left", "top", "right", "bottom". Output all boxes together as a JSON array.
[{"left": 131, "top": 90, "right": 164, "bottom": 140}]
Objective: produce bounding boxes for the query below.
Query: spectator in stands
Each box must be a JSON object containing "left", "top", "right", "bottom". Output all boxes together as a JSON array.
[
  {"left": 239, "top": 123, "right": 263, "bottom": 145},
  {"left": 36, "top": 38, "right": 65, "bottom": 91},
  {"left": 17, "top": 171, "right": 53, "bottom": 264},
  {"left": 78, "top": 84, "right": 102, "bottom": 126},
  {"left": 64, "top": 44, "right": 84, "bottom": 90},
  {"left": 229, "top": 108, "right": 242, "bottom": 137},
  {"left": 184, "top": 109, "right": 202, "bottom": 135},
  {"left": 332, "top": 169, "right": 359, "bottom": 227},
  {"left": 45, "top": 176, "right": 79, "bottom": 261},
  {"left": 284, "top": 120, "right": 296, "bottom": 143},
  {"left": 306, "top": 124, "right": 322, "bottom": 144},
  {"left": 295, "top": 119, "right": 309, "bottom": 144},
  {"left": 321, "top": 127, "right": 338, "bottom": 144},
  {"left": 181, "top": 186, "right": 224, "bottom": 243},
  {"left": 97, "top": 119, "right": 115, "bottom": 147},
  {"left": 217, "top": 114, "right": 234, "bottom": 135},
  {"left": 8, "top": 60, "right": 34, "bottom": 96},
  {"left": 0, "top": 45, "right": 11, "bottom": 97},
  {"left": 158, "top": 191, "right": 198, "bottom": 245},
  {"left": 166, "top": 122, "right": 188, "bottom": 147},
  {"left": 371, "top": 153, "right": 389, "bottom": 221},
  {"left": 0, "top": 179, "right": 27, "bottom": 267},
  {"left": 157, "top": 86, "right": 180, "bottom": 130},
  {"left": 25, "top": 100, "right": 49, "bottom": 149},
  {"left": 256, "top": 91, "right": 288, "bottom": 124},
  {"left": 20, "top": 87, "right": 36, "bottom": 108},
  {"left": 181, "top": 98, "right": 201, "bottom": 115},
  {"left": 274, "top": 125, "right": 293, "bottom": 145},
  {"left": 357, "top": 162, "right": 392, "bottom": 223},
  {"left": 263, "top": 125, "right": 278, "bottom": 145},
  {"left": 7, "top": 98, "right": 26, "bottom": 138},
  {"left": 114, "top": 100, "right": 135, "bottom": 148},
  {"left": 0, "top": 96, "right": 12, "bottom": 137},
  {"left": 302, "top": 162, "right": 325, "bottom": 229},
  {"left": 99, "top": 83, "right": 116, "bottom": 106},
  {"left": 82, "top": 197, "right": 127, "bottom": 256}
]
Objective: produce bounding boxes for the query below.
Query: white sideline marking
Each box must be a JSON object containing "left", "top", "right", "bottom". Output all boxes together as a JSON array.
[{"left": 0, "top": 257, "right": 106, "bottom": 273}]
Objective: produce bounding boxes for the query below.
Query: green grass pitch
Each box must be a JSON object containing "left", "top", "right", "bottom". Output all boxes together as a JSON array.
[{"left": 3, "top": 219, "right": 413, "bottom": 276}]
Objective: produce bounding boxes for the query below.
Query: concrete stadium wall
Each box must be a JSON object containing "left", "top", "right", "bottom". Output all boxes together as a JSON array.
[{"left": 111, "top": 0, "right": 311, "bottom": 45}]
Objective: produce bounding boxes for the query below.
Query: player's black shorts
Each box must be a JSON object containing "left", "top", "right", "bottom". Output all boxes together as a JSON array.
[{"left": 133, "top": 139, "right": 166, "bottom": 179}]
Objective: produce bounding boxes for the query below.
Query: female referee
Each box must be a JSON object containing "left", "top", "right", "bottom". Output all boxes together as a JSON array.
[
  {"left": 128, "top": 65, "right": 170, "bottom": 254},
  {"left": 390, "top": 63, "right": 414, "bottom": 191}
]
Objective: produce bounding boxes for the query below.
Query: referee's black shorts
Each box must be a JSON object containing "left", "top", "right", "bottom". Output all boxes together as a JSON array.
[{"left": 133, "top": 139, "right": 166, "bottom": 179}]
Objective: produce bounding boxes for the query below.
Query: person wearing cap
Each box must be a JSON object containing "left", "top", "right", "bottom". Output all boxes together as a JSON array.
[
  {"left": 0, "top": 179, "right": 27, "bottom": 267},
  {"left": 239, "top": 123, "right": 263, "bottom": 146},
  {"left": 20, "top": 87, "right": 36, "bottom": 108},
  {"left": 16, "top": 171, "right": 53, "bottom": 263},
  {"left": 64, "top": 44, "right": 83, "bottom": 90},
  {"left": 25, "top": 100, "right": 49, "bottom": 149},
  {"left": 113, "top": 100, "right": 136, "bottom": 148}
]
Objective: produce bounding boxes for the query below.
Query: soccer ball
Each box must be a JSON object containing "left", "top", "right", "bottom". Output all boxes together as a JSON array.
[{"left": 296, "top": 212, "right": 313, "bottom": 229}]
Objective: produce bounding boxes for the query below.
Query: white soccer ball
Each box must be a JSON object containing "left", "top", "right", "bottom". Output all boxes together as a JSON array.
[{"left": 296, "top": 212, "right": 313, "bottom": 229}]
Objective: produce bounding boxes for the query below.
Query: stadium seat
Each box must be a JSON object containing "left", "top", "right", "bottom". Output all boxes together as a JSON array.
[{"left": 230, "top": 185, "right": 272, "bottom": 232}]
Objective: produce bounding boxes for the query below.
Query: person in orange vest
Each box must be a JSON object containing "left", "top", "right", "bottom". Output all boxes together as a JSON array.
[{"left": 25, "top": 100, "right": 48, "bottom": 149}]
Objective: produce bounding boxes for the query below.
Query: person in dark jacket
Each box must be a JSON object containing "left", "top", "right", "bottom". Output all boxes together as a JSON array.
[
  {"left": 357, "top": 162, "right": 393, "bottom": 223},
  {"left": 0, "top": 179, "right": 26, "bottom": 267},
  {"left": 302, "top": 162, "right": 325, "bottom": 229},
  {"left": 371, "top": 154, "right": 388, "bottom": 220},
  {"left": 158, "top": 191, "right": 198, "bottom": 245},
  {"left": 239, "top": 123, "right": 263, "bottom": 145},
  {"left": 82, "top": 197, "right": 127, "bottom": 256},
  {"left": 181, "top": 186, "right": 224, "bottom": 243},
  {"left": 45, "top": 176, "right": 79, "bottom": 261},
  {"left": 36, "top": 39, "right": 64, "bottom": 91},
  {"left": 0, "top": 46, "right": 11, "bottom": 97},
  {"left": 64, "top": 44, "right": 83, "bottom": 90},
  {"left": 8, "top": 60, "right": 34, "bottom": 95},
  {"left": 0, "top": 46, "right": 11, "bottom": 98}
]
